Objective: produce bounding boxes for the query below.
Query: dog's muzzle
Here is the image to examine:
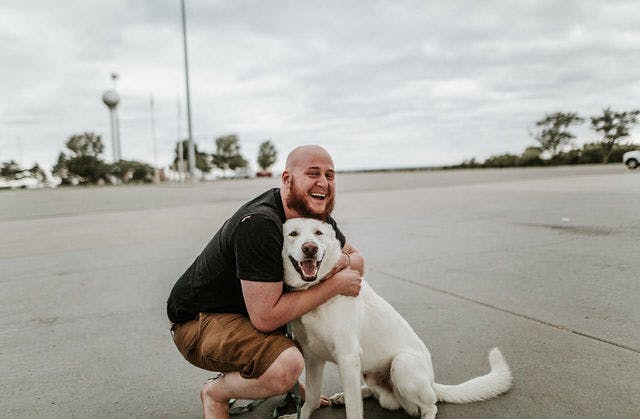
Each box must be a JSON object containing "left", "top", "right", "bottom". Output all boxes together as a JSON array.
[{"left": 289, "top": 255, "right": 323, "bottom": 282}]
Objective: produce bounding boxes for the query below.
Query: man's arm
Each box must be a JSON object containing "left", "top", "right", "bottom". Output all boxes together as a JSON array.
[
  {"left": 241, "top": 241, "right": 364, "bottom": 333},
  {"left": 317, "top": 241, "right": 364, "bottom": 281}
]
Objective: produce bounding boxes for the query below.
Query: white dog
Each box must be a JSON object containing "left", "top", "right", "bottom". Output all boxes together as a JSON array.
[{"left": 280, "top": 218, "right": 512, "bottom": 419}]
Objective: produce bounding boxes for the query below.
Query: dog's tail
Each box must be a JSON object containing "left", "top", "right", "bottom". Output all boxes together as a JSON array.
[{"left": 432, "top": 347, "right": 512, "bottom": 404}]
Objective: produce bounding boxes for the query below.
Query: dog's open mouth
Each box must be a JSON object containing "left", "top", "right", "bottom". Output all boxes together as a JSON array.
[{"left": 289, "top": 256, "right": 322, "bottom": 282}]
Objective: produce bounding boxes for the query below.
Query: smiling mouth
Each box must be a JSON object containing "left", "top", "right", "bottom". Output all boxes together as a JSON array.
[
  {"left": 310, "top": 192, "right": 327, "bottom": 200},
  {"left": 289, "top": 255, "right": 323, "bottom": 282}
]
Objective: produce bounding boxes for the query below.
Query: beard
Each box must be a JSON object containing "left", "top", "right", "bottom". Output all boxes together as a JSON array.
[{"left": 286, "top": 176, "right": 335, "bottom": 221}]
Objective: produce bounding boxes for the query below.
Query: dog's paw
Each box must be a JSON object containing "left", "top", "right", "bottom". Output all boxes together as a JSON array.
[
  {"left": 361, "top": 385, "right": 374, "bottom": 399},
  {"left": 378, "top": 393, "right": 401, "bottom": 410},
  {"left": 329, "top": 392, "right": 345, "bottom": 406},
  {"left": 278, "top": 415, "right": 298, "bottom": 419}
]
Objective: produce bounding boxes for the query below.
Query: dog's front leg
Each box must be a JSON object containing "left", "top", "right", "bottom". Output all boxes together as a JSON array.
[
  {"left": 299, "top": 355, "right": 325, "bottom": 419},
  {"left": 336, "top": 353, "right": 364, "bottom": 419}
]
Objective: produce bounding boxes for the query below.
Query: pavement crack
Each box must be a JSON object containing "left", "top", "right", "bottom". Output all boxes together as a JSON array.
[{"left": 372, "top": 268, "right": 640, "bottom": 354}]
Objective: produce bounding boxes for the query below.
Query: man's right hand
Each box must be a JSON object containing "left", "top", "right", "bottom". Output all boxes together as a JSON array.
[{"left": 327, "top": 268, "right": 362, "bottom": 297}]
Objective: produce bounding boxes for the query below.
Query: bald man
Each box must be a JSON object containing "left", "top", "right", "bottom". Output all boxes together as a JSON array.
[{"left": 167, "top": 145, "right": 363, "bottom": 418}]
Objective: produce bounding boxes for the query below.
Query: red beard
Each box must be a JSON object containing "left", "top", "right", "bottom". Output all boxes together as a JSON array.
[{"left": 286, "top": 176, "right": 335, "bottom": 221}]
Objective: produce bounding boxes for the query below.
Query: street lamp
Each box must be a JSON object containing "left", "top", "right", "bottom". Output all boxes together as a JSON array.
[{"left": 180, "top": 0, "right": 196, "bottom": 178}]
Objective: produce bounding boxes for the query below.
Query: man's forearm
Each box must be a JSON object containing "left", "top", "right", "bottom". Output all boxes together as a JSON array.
[
  {"left": 249, "top": 278, "right": 340, "bottom": 332},
  {"left": 243, "top": 247, "right": 365, "bottom": 333},
  {"left": 346, "top": 250, "right": 364, "bottom": 276}
]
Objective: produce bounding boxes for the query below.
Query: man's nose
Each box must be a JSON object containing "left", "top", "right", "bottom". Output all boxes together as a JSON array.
[{"left": 302, "top": 242, "right": 318, "bottom": 257}]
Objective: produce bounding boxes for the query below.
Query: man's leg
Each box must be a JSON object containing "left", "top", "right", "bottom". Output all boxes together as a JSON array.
[
  {"left": 171, "top": 313, "right": 303, "bottom": 419},
  {"left": 201, "top": 346, "right": 304, "bottom": 419}
]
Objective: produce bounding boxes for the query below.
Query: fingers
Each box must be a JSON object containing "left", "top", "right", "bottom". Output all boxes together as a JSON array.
[
  {"left": 338, "top": 269, "right": 362, "bottom": 297},
  {"left": 325, "top": 269, "right": 362, "bottom": 297}
]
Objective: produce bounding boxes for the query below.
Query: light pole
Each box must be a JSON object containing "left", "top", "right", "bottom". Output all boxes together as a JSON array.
[
  {"left": 149, "top": 94, "right": 160, "bottom": 183},
  {"left": 102, "top": 73, "right": 121, "bottom": 162},
  {"left": 176, "top": 98, "right": 185, "bottom": 182},
  {"left": 180, "top": 0, "right": 196, "bottom": 179}
]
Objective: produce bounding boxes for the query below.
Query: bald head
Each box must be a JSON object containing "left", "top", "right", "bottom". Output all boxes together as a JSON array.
[
  {"left": 285, "top": 145, "right": 333, "bottom": 171},
  {"left": 280, "top": 144, "right": 336, "bottom": 220}
]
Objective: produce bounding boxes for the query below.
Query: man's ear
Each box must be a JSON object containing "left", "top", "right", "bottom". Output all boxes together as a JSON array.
[{"left": 282, "top": 170, "right": 291, "bottom": 187}]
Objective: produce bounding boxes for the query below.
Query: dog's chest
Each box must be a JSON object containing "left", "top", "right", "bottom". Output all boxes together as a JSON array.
[{"left": 294, "top": 295, "right": 363, "bottom": 361}]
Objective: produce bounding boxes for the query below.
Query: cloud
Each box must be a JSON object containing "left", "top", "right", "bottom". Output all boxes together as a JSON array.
[{"left": 2, "top": 0, "right": 640, "bottom": 171}]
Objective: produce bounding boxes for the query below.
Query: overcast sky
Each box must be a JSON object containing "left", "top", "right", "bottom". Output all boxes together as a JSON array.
[{"left": 2, "top": 0, "right": 640, "bottom": 172}]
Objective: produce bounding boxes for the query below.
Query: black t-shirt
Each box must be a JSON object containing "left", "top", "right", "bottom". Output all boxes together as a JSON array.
[{"left": 166, "top": 188, "right": 346, "bottom": 324}]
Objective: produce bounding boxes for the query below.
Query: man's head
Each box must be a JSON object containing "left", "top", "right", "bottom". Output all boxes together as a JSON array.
[{"left": 281, "top": 145, "right": 335, "bottom": 221}]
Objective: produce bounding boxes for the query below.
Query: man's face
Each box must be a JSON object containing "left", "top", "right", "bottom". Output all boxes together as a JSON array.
[{"left": 285, "top": 156, "right": 336, "bottom": 220}]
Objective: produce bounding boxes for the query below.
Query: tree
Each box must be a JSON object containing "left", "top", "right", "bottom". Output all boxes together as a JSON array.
[
  {"left": 211, "top": 134, "right": 248, "bottom": 171},
  {"left": 52, "top": 152, "right": 72, "bottom": 184},
  {"left": 533, "top": 112, "right": 584, "bottom": 157},
  {"left": 519, "top": 147, "right": 544, "bottom": 166},
  {"left": 257, "top": 140, "right": 277, "bottom": 171},
  {"left": 551, "top": 149, "right": 581, "bottom": 165},
  {"left": 29, "top": 163, "right": 48, "bottom": 183},
  {"left": 482, "top": 153, "right": 520, "bottom": 168},
  {"left": 590, "top": 107, "right": 640, "bottom": 163},
  {"left": 1, "top": 160, "right": 25, "bottom": 179},
  {"left": 110, "top": 160, "right": 154, "bottom": 183},
  {"left": 53, "top": 132, "right": 109, "bottom": 184},
  {"left": 66, "top": 132, "right": 104, "bottom": 157},
  {"left": 173, "top": 140, "right": 212, "bottom": 173},
  {"left": 66, "top": 156, "right": 110, "bottom": 183}
]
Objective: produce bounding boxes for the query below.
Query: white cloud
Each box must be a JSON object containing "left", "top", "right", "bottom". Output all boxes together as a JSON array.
[{"left": 2, "top": 0, "right": 640, "bottom": 172}]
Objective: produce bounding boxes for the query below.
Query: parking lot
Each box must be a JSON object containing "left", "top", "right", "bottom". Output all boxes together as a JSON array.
[{"left": 1, "top": 164, "right": 639, "bottom": 418}]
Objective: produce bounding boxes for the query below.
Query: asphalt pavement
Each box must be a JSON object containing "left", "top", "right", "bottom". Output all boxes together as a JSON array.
[{"left": 1, "top": 164, "right": 639, "bottom": 418}]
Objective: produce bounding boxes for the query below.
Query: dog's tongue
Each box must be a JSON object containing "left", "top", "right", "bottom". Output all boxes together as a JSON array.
[{"left": 300, "top": 260, "right": 317, "bottom": 277}]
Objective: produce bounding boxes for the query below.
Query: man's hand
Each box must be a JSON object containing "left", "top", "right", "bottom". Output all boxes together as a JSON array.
[
  {"left": 321, "top": 241, "right": 364, "bottom": 297},
  {"left": 240, "top": 241, "right": 365, "bottom": 332},
  {"left": 326, "top": 268, "right": 362, "bottom": 297},
  {"left": 322, "top": 251, "right": 351, "bottom": 280}
]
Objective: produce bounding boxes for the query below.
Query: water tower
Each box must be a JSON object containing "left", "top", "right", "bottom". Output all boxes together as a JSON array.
[{"left": 102, "top": 73, "right": 122, "bottom": 162}]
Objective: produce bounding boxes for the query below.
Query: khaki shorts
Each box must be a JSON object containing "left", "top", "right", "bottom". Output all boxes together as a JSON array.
[{"left": 171, "top": 312, "right": 296, "bottom": 379}]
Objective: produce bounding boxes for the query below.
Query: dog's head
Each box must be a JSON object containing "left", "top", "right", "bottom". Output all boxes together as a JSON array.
[{"left": 282, "top": 218, "right": 342, "bottom": 290}]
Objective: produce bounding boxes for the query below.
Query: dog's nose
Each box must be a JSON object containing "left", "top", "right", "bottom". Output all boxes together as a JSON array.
[{"left": 302, "top": 242, "right": 318, "bottom": 257}]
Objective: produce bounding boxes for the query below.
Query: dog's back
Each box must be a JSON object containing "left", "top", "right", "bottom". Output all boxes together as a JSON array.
[{"left": 282, "top": 218, "right": 512, "bottom": 419}]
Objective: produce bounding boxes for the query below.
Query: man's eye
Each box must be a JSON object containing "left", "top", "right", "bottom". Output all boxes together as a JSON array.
[
  {"left": 315, "top": 230, "right": 323, "bottom": 236},
  {"left": 289, "top": 231, "right": 298, "bottom": 237}
]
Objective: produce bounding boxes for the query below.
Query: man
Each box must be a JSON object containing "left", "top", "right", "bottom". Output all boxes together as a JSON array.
[{"left": 167, "top": 145, "right": 364, "bottom": 418}]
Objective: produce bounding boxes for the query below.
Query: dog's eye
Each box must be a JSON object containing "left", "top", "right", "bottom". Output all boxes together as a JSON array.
[
  {"left": 315, "top": 230, "right": 323, "bottom": 236},
  {"left": 289, "top": 231, "right": 298, "bottom": 237}
]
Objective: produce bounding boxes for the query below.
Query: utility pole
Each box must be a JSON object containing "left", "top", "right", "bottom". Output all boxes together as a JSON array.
[
  {"left": 180, "top": 0, "right": 196, "bottom": 179},
  {"left": 176, "top": 98, "right": 185, "bottom": 182},
  {"left": 149, "top": 94, "right": 160, "bottom": 183}
]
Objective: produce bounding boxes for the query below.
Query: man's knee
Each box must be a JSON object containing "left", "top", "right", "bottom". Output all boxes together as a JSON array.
[{"left": 261, "top": 347, "right": 304, "bottom": 394}]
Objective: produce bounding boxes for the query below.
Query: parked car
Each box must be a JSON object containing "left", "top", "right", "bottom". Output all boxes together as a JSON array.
[
  {"left": 256, "top": 170, "right": 272, "bottom": 178},
  {"left": 623, "top": 150, "right": 640, "bottom": 169}
]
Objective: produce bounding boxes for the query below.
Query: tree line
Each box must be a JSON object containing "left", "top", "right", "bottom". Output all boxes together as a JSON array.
[
  {"left": 171, "top": 134, "right": 276, "bottom": 176},
  {"left": 1, "top": 133, "right": 277, "bottom": 186},
  {"left": 3, "top": 107, "right": 638, "bottom": 186},
  {"left": 451, "top": 107, "right": 639, "bottom": 169}
]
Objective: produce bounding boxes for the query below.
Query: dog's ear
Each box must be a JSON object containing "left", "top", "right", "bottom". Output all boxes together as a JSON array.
[{"left": 317, "top": 227, "right": 342, "bottom": 281}]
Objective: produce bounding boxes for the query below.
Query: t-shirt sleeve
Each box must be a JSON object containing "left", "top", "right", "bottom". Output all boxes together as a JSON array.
[
  {"left": 234, "top": 214, "right": 284, "bottom": 282},
  {"left": 327, "top": 217, "right": 346, "bottom": 248}
]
